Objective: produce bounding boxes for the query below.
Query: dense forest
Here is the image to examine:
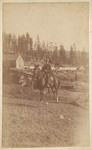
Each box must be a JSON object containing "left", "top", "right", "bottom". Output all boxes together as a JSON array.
[{"left": 3, "top": 32, "right": 89, "bottom": 67}]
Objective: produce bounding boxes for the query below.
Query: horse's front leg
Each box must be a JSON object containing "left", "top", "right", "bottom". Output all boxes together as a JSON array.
[
  {"left": 56, "top": 94, "right": 59, "bottom": 102},
  {"left": 40, "top": 89, "right": 43, "bottom": 102},
  {"left": 31, "top": 81, "right": 34, "bottom": 90},
  {"left": 47, "top": 86, "right": 50, "bottom": 94}
]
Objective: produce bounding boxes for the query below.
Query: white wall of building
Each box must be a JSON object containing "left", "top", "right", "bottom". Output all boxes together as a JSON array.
[{"left": 16, "top": 55, "right": 24, "bottom": 69}]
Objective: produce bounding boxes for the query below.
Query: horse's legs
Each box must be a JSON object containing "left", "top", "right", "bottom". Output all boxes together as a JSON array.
[
  {"left": 47, "top": 86, "right": 50, "bottom": 94},
  {"left": 51, "top": 87, "right": 56, "bottom": 100},
  {"left": 40, "top": 89, "right": 43, "bottom": 102},
  {"left": 55, "top": 87, "right": 59, "bottom": 102},
  {"left": 31, "top": 81, "right": 34, "bottom": 90},
  {"left": 51, "top": 87, "right": 59, "bottom": 102},
  {"left": 56, "top": 94, "right": 59, "bottom": 102}
]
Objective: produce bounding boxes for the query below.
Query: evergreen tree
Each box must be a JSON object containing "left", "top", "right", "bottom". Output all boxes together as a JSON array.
[
  {"left": 59, "top": 44, "right": 66, "bottom": 65},
  {"left": 70, "top": 46, "right": 76, "bottom": 66},
  {"left": 12, "top": 34, "right": 18, "bottom": 53},
  {"left": 42, "top": 41, "right": 46, "bottom": 51},
  {"left": 52, "top": 45, "right": 58, "bottom": 64}
]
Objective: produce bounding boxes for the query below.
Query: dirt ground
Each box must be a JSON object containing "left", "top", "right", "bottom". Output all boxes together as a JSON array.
[{"left": 2, "top": 72, "right": 90, "bottom": 148}]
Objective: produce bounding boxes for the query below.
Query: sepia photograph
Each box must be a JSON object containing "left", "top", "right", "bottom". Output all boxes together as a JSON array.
[{"left": 1, "top": 0, "right": 91, "bottom": 148}]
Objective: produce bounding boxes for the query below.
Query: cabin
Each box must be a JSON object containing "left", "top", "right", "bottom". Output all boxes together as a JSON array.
[
  {"left": 3, "top": 53, "right": 25, "bottom": 70},
  {"left": 16, "top": 54, "right": 24, "bottom": 69}
]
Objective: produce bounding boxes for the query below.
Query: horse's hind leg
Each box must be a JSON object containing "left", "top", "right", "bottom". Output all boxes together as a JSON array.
[
  {"left": 51, "top": 87, "right": 59, "bottom": 102},
  {"left": 55, "top": 88, "right": 59, "bottom": 102},
  {"left": 51, "top": 87, "right": 56, "bottom": 100}
]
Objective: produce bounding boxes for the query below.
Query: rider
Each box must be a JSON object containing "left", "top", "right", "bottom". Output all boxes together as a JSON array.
[
  {"left": 42, "top": 59, "right": 51, "bottom": 73},
  {"left": 42, "top": 59, "right": 52, "bottom": 86}
]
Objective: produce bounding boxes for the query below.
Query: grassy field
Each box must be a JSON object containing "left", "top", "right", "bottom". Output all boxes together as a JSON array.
[{"left": 2, "top": 72, "right": 90, "bottom": 148}]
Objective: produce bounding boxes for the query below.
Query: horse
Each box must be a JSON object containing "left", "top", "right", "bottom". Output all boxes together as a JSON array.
[{"left": 32, "top": 67, "right": 60, "bottom": 102}]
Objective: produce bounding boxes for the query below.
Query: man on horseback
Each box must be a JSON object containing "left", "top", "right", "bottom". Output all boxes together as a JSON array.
[
  {"left": 42, "top": 59, "right": 51, "bottom": 73},
  {"left": 32, "top": 60, "right": 59, "bottom": 102},
  {"left": 42, "top": 59, "right": 52, "bottom": 87}
]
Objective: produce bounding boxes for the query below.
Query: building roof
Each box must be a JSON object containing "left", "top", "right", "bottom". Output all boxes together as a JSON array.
[
  {"left": 3, "top": 53, "right": 18, "bottom": 61},
  {"left": 3, "top": 53, "right": 27, "bottom": 62}
]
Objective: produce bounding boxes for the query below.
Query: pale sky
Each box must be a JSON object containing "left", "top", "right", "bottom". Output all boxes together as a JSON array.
[{"left": 3, "top": 2, "right": 89, "bottom": 51}]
